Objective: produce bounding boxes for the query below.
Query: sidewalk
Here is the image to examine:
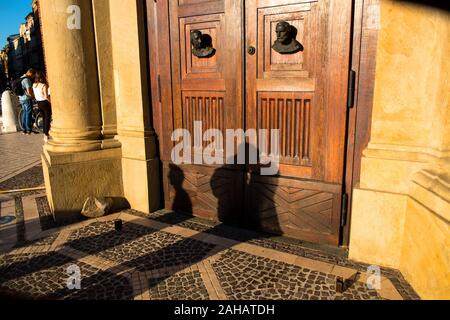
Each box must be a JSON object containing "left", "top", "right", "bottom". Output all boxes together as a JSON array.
[
  {"left": 0, "top": 207, "right": 420, "bottom": 300},
  {"left": 0, "top": 131, "right": 44, "bottom": 182},
  {"left": 0, "top": 154, "right": 420, "bottom": 301}
]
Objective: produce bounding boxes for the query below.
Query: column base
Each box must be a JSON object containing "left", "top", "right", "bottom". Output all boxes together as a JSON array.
[
  {"left": 122, "top": 157, "right": 161, "bottom": 214},
  {"left": 349, "top": 156, "right": 450, "bottom": 299},
  {"left": 42, "top": 148, "right": 123, "bottom": 223},
  {"left": 1, "top": 125, "right": 18, "bottom": 133},
  {"left": 349, "top": 186, "right": 408, "bottom": 269},
  {"left": 399, "top": 170, "right": 450, "bottom": 300},
  {"left": 101, "top": 136, "right": 121, "bottom": 150}
]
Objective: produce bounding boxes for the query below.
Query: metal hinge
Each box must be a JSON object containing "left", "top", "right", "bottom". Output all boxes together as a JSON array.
[
  {"left": 347, "top": 70, "right": 356, "bottom": 108},
  {"left": 341, "top": 193, "right": 349, "bottom": 227},
  {"left": 157, "top": 74, "right": 162, "bottom": 103}
]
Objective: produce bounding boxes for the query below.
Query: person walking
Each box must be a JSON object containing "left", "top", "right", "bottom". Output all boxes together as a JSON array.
[
  {"left": 14, "top": 69, "right": 36, "bottom": 134},
  {"left": 32, "top": 70, "right": 52, "bottom": 142}
]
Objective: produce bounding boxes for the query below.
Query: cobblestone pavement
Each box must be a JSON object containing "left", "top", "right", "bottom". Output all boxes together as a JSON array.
[
  {"left": 0, "top": 166, "right": 420, "bottom": 300},
  {"left": 0, "top": 209, "right": 420, "bottom": 300},
  {"left": 0, "top": 132, "right": 44, "bottom": 182}
]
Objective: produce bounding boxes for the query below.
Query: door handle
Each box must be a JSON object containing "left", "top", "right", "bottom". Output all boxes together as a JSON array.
[{"left": 248, "top": 46, "right": 256, "bottom": 55}]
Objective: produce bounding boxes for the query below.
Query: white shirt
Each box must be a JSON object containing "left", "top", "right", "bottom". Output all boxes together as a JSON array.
[{"left": 32, "top": 83, "right": 50, "bottom": 102}]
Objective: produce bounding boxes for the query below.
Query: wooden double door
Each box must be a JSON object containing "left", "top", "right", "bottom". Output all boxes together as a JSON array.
[{"left": 148, "top": 0, "right": 352, "bottom": 245}]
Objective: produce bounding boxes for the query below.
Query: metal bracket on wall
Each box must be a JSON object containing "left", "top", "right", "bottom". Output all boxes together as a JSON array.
[
  {"left": 157, "top": 74, "right": 161, "bottom": 103},
  {"left": 347, "top": 70, "right": 356, "bottom": 108},
  {"left": 341, "top": 193, "right": 349, "bottom": 227}
]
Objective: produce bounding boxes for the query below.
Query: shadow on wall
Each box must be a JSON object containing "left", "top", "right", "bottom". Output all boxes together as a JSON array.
[
  {"left": 398, "top": 0, "right": 450, "bottom": 11},
  {"left": 168, "top": 142, "right": 283, "bottom": 236},
  {"left": 168, "top": 163, "right": 193, "bottom": 215}
]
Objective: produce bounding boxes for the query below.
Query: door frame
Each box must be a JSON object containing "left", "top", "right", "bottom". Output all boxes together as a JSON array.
[{"left": 144, "top": 0, "right": 379, "bottom": 247}]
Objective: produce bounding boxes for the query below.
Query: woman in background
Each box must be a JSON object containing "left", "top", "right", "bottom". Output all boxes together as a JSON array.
[{"left": 32, "top": 71, "right": 52, "bottom": 142}]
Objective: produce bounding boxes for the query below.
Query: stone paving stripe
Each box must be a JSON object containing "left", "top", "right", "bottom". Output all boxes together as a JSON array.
[
  {"left": 22, "top": 195, "right": 40, "bottom": 220},
  {"left": 121, "top": 213, "right": 169, "bottom": 230},
  {"left": 0, "top": 187, "right": 46, "bottom": 194},
  {"left": 195, "top": 233, "right": 240, "bottom": 248},
  {"left": 378, "top": 285, "right": 404, "bottom": 300},
  {"left": 0, "top": 200, "right": 15, "bottom": 217},
  {"left": 330, "top": 264, "right": 362, "bottom": 280},
  {"left": 139, "top": 272, "right": 151, "bottom": 301},
  {"left": 0, "top": 219, "right": 18, "bottom": 233},
  {"left": 378, "top": 277, "right": 404, "bottom": 300},
  {"left": 35, "top": 228, "right": 59, "bottom": 241},
  {"left": 295, "top": 256, "right": 334, "bottom": 274},
  {"left": 22, "top": 246, "right": 32, "bottom": 254},
  {"left": 122, "top": 213, "right": 232, "bottom": 247},
  {"left": 123, "top": 212, "right": 241, "bottom": 249},
  {"left": 108, "top": 264, "right": 134, "bottom": 276},
  {"left": 233, "top": 241, "right": 339, "bottom": 278},
  {"left": 262, "top": 249, "right": 298, "bottom": 265},
  {"left": 132, "top": 271, "right": 143, "bottom": 300},
  {"left": 202, "top": 259, "right": 228, "bottom": 300},
  {"left": 163, "top": 225, "right": 199, "bottom": 238},
  {"left": 148, "top": 265, "right": 194, "bottom": 278},
  {"left": 354, "top": 271, "right": 392, "bottom": 291},
  {"left": 50, "top": 230, "right": 73, "bottom": 251},
  {"left": 197, "top": 261, "right": 220, "bottom": 300},
  {"left": 24, "top": 222, "right": 43, "bottom": 242},
  {"left": 59, "top": 246, "right": 84, "bottom": 260},
  {"left": 96, "top": 212, "right": 122, "bottom": 223},
  {"left": 144, "top": 270, "right": 156, "bottom": 300},
  {"left": 0, "top": 159, "right": 42, "bottom": 183}
]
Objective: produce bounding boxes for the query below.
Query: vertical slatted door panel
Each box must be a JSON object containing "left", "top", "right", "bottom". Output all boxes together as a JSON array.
[
  {"left": 246, "top": 0, "right": 352, "bottom": 245},
  {"left": 165, "top": 0, "right": 245, "bottom": 221}
]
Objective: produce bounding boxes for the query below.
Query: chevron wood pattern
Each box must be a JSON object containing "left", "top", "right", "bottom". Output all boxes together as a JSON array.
[
  {"left": 163, "top": 164, "right": 244, "bottom": 223},
  {"left": 247, "top": 175, "right": 341, "bottom": 245}
]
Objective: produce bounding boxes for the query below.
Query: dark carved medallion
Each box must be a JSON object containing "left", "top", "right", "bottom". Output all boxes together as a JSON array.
[
  {"left": 190, "top": 30, "right": 215, "bottom": 58},
  {"left": 272, "top": 21, "right": 303, "bottom": 54}
]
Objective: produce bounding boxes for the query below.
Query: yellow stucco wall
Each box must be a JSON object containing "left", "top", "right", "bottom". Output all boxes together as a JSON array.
[
  {"left": 371, "top": 2, "right": 449, "bottom": 149},
  {"left": 349, "top": 1, "right": 450, "bottom": 299}
]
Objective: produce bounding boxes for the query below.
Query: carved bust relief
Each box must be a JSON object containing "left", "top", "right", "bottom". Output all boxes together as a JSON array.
[
  {"left": 190, "top": 30, "right": 215, "bottom": 58},
  {"left": 272, "top": 21, "right": 303, "bottom": 54}
]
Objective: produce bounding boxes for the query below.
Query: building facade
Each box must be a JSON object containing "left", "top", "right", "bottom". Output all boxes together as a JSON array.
[
  {"left": 0, "top": 0, "right": 45, "bottom": 82},
  {"left": 38, "top": 0, "right": 449, "bottom": 299}
]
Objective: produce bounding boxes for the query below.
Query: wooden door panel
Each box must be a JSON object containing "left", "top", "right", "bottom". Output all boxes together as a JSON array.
[
  {"left": 154, "top": 0, "right": 351, "bottom": 245},
  {"left": 257, "top": 2, "right": 312, "bottom": 78},
  {"left": 247, "top": 174, "right": 342, "bottom": 245},
  {"left": 170, "top": 0, "right": 242, "bottom": 145},
  {"left": 166, "top": 0, "right": 244, "bottom": 218},
  {"left": 180, "top": 15, "right": 222, "bottom": 79},
  {"left": 178, "top": 0, "right": 225, "bottom": 11},
  {"left": 246, "top": 0, "right": 351, "bottom": 244},
  {"left": 257, "top": 91, "right": 313, "bottom": 169},
  {"left": 163, "top": 163, "right": 245, "bottom": 223}
]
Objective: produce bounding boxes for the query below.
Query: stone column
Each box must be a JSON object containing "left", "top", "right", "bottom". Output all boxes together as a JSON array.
[
  {"left": 40, "top": 0, "right": 102, "bottom": 153},
  {"left": 40, "top": 0, "right": 123, "bottom": 222},
  {"left": 1, "top": 90, "right": 19, "bottom": 133},
  {"left": 109, "top": 0, "right": 161, "bottom": 213},
  {"left": 92, "top": 0, "right": 120, "bottom": 149}
]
